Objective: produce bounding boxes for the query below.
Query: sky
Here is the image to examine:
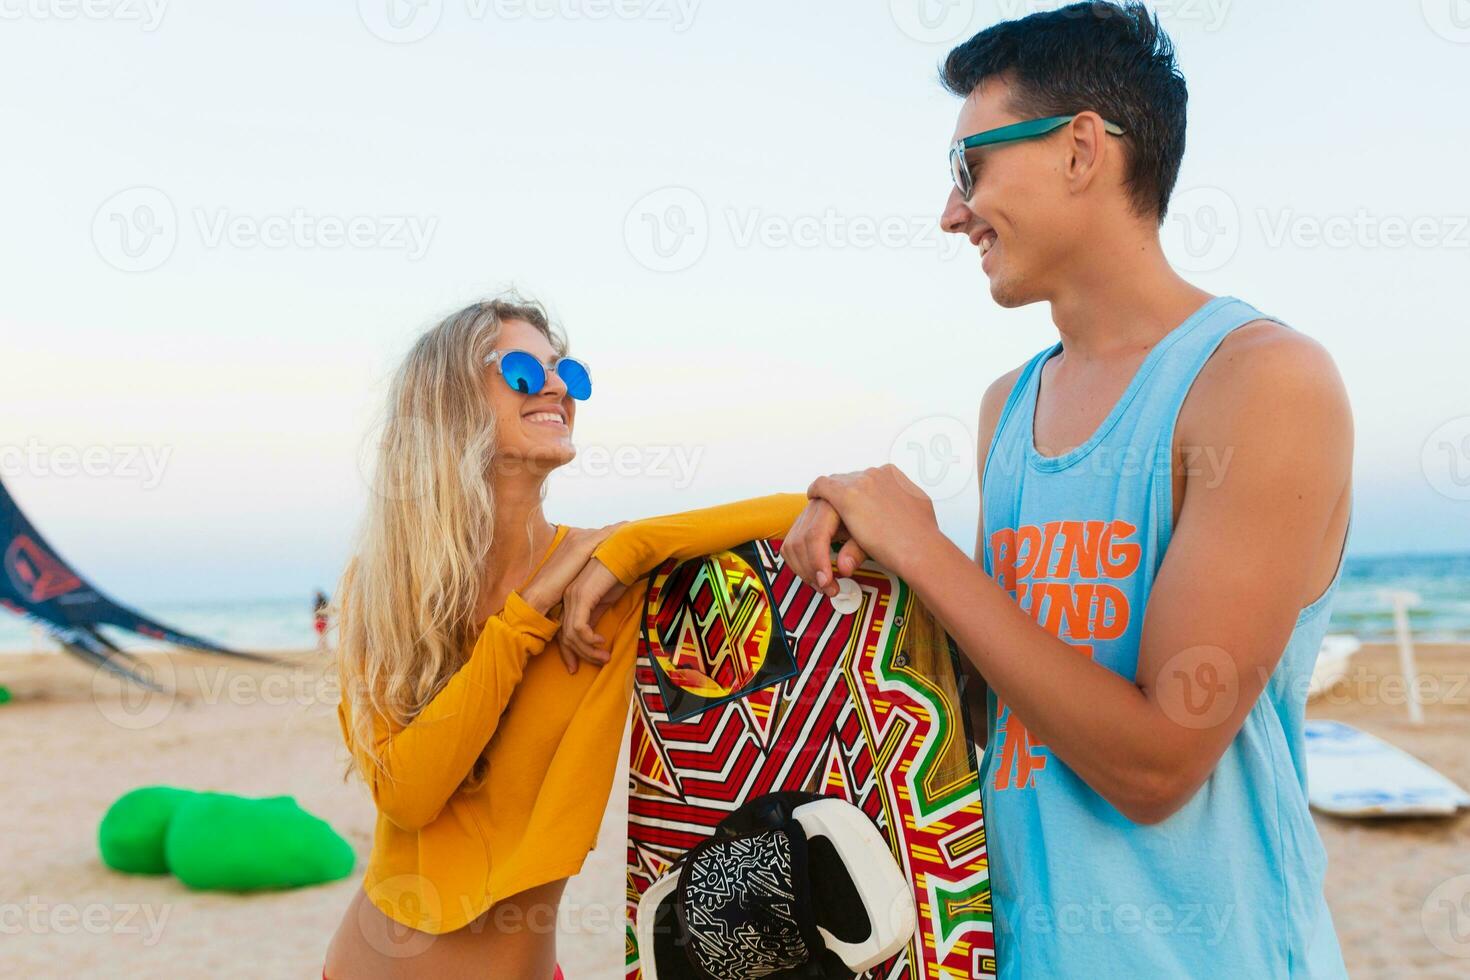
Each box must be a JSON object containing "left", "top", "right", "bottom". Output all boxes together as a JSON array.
[{"left": 1, "top": 0, "right": 1467, "bottom": 603}]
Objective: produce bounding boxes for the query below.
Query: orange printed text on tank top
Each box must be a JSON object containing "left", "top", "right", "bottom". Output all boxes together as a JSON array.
[{"left": 988, "top": 519, "right": 1141, "bottom": 791}]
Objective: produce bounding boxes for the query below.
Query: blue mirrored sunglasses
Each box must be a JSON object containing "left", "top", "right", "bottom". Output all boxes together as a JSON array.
[{"left": 484, "top": 349, "right": 593, "bottom": 401}]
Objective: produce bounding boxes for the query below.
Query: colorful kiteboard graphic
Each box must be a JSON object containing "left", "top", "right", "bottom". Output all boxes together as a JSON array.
[
  {"left": 643, "top": 544, "right": 798, "bottom": 721},
  {"left": 626, "top": 538, "right": 997, "bottom": 979}
]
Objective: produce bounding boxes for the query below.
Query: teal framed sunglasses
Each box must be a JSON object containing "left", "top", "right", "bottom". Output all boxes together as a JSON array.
[
  {"left": 950, "top": 114, "right": 1126, "bottom": 200},
  {"left": 485, "top": 349, "right": 593, "bottom": 401}
]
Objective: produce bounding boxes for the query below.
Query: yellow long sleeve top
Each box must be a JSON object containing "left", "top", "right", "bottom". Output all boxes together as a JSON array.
[{"left": 337, "top": 493, "right": 806, "bottom": 934}]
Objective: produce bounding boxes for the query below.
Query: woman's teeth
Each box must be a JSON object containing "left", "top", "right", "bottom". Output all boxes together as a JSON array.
[{"left": 525, "top": 412, "right": 564, "bottom": 426}]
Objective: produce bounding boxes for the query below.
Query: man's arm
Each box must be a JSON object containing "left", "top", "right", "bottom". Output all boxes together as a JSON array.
[
  {"left": 959, "top": 364, "right": 1025, "bottom": 749},
  {"left": 788, "top": 327, "right": 1352, "bottom": 824}
]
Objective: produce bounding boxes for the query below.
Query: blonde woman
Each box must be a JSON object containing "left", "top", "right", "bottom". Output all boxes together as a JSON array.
[{"left": 324, "top": 296, "right": 803, "bottom": 978}]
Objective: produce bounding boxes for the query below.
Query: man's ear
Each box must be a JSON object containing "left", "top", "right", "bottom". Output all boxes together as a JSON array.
[{"left": 1064, "top": 111, "right": 1110, "bottom": 196}]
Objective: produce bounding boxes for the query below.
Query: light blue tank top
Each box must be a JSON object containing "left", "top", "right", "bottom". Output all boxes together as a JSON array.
[{"left": 978, "top": 296, "right": 1348, "bottom": 978}]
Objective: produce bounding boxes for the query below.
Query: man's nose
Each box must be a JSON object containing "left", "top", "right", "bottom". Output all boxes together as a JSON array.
[{"left": 940, "top": 185, "right": 973, "bottom": 235}]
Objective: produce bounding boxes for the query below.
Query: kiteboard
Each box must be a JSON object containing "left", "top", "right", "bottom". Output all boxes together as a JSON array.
[
  {"left": 1305, "top": 719, "right": 1470, "bottom": 817},
  {"left": 625, "top": 538, "right": 997, "bottom": 979}
]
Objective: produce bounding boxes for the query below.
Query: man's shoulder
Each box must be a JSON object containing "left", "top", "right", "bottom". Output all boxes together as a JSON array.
[
  {"left": 1212, "top": 316, "right": 1328, "bottom": 361},
  {"left": 980, "top": 361, "right": 1029, "bottom": 421},
  {"left": 975, "top": 360, "right": 1032, "bottom": 471},
  {"left": 1183, "top": 317, "right": 1350, "bottom": 440}
]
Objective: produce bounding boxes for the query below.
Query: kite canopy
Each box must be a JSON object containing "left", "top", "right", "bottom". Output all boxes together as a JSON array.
[{"left": 0, "top": 477, "right": 273, "bottom": 688}]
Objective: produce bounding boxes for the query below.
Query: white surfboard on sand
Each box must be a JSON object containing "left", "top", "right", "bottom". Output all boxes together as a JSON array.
[
  {"left": 1307, "top": 635, "right": 1361, "bottom": 700},
  {"left": 1305, "top": 720, "right": 1470, "bottom": 817}
]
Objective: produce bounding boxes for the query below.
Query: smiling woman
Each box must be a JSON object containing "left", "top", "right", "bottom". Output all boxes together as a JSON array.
[{"left": 324, "top": 293, "right": 803, "bottom": 979}]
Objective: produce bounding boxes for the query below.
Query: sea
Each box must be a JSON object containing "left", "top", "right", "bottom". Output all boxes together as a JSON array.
[{"left": 1, "top": 552, "right": 1468, "bottom": 655}]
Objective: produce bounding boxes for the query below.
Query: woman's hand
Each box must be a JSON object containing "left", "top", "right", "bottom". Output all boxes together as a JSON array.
[
  {"left": 558, "top": 559, "right": 630, "bottom": 673},
  {"left": 519, "top": 523, "right": 623, "bottom": 618}
]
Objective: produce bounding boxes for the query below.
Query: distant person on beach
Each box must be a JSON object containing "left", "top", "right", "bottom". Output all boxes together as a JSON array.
[
  {"left": 312, "top": 590, "right": 330, "bottom": 651},
  {"left": 324, "top": 296, "right": 803, "bottom": 979},
  {"left": 775, "top": 4, "right": 1353, "bottom": 977}
]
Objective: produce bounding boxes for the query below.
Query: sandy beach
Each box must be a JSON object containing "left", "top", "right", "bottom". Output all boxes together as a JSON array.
[{"left": 3, "top": 643, "right": 1466, "bottom": 978}]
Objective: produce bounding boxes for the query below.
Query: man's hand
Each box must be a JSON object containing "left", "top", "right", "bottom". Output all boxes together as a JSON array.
[
  {"left": 558, "top": 558, "right": 629, "bottom": 673},
  {"left": 798, "top": 465, "right": 941, "bottom": 586},
  {"left": 778, "top": 498, "right": 862, "bottom": 598}
]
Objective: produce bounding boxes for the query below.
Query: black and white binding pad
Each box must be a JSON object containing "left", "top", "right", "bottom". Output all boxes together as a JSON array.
[{"left": 636, "top": 793, "right": 916, "bottom": 980}]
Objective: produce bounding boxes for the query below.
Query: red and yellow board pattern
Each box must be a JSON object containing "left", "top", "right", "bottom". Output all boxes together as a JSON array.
[{"left": 626, "top": 539, "right": 997, "bottom": 979}]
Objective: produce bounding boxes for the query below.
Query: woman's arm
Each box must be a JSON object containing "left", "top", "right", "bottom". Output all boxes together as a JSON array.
[
  {"left": 559, "top": 493, "right": 806, "bottom": 664},
  {"left": 591, "top": 492, "right": 807, "bottom": 585},
  {"left": 337, "top": 593, "right": 558, "bottom": 831},
  {"left": 339, "top": 525, "right": 619, "bottom": 830}
]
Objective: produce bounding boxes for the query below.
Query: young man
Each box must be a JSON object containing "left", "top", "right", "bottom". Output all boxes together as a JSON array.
[{"left": 780, "top": 3, "right": 1352, "bottom": 976}]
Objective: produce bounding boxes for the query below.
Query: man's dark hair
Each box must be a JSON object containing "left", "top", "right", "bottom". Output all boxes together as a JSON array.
[{"left": 941, "top": 1, "right": 1187, "bottom": 223}]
